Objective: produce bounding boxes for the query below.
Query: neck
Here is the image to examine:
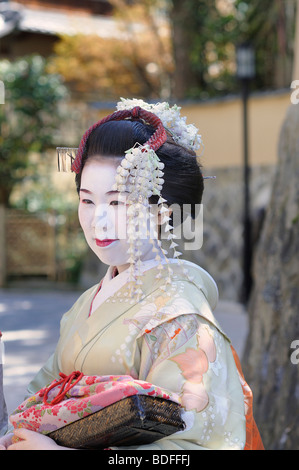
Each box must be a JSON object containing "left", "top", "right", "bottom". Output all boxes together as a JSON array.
[{"left": 116, "top": 242, "right": 164, "bottom": 274}]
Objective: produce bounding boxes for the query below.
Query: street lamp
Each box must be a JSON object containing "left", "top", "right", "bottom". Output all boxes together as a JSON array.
[{"left": 236, "top": 44, "right": 255, "bottom": 304}]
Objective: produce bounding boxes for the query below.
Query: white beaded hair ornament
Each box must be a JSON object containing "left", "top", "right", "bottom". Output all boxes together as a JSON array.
[{"left": 57, "top": 99, "right": 207, "bottom": 300}]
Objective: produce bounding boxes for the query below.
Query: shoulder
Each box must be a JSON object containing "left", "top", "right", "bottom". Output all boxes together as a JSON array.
[
  {"left": 134, "top": 259, "right": 227, "bottom": 340},
  {"left": 171, "top": 259, "right": 219, "bottom": 310},
  {"left": 144, "top": 258, "right": 219, "bottom": 312}
]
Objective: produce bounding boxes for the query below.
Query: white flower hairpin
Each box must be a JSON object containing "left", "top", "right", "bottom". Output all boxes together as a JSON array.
[{"left": 117, "top": 98, "right": 203, "bottom": 153}]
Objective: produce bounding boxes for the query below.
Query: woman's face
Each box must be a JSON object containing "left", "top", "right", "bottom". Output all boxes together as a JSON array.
[{"left": 78, "top": 158, "right": 158, "bottom": 273}]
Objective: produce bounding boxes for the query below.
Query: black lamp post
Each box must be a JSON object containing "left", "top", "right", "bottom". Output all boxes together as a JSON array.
[{"left": 236, "top": 44, "right": 255, "bottom": 304}]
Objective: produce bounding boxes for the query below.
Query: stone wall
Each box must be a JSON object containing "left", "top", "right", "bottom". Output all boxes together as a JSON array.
[
  {"left": 177, "top": 164, "right": 276, "bottom": 302},
  {"left": 242, "top": 104, "right": 299, "bottom": 450}
]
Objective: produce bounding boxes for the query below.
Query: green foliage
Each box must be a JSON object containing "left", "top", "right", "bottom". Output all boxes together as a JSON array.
[
  {"left": 167, "top": 0, "right": 296, "bottom": 99},
  {"left": 0, "top": 55, "right": 67, "bottom": 206},
  {"left": 168, "top": 0, "right": 239, "bottom": 98},
  {"left": 233, "top": 0, "right": 296, "bottom": 90}
]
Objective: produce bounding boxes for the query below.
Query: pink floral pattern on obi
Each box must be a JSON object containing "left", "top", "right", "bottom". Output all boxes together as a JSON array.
[{"left": 9, "top": 374, "right": 179, "bottom": 435}]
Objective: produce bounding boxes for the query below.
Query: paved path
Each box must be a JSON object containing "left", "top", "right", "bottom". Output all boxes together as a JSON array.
[{"left": 0, "top": 288, "right": 248, "bottom": 417}]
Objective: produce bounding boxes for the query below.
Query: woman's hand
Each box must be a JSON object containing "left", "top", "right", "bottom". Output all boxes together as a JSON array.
[
  {"left": 5, "top": 429, "right": 72, "bottom": 450},
  {"left": 0, "top": 432, "right": 13, "bottom": 450}
]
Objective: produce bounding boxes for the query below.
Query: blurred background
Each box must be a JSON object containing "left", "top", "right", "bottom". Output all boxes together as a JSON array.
[{"left": 0, "top": 0, "right": 299, "bottom": 450}]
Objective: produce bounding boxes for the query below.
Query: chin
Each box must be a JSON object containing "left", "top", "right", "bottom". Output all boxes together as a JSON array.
[{"left": 92, "top": 249, "right": 128, "bottom": 268}]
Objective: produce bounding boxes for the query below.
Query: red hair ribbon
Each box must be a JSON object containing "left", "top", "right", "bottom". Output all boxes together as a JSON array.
[{"left": 71, "top": 106, "right": 167, "bottom": 174}]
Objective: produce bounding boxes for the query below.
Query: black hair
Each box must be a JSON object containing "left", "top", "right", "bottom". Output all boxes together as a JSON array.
[{"left": 75, "top": 119, "right": 204, "bottom": 219}]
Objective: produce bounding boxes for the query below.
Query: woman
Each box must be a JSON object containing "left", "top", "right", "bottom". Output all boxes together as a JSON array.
[{"left": 0, "top": 99, "right": 263, "bottom": 450}]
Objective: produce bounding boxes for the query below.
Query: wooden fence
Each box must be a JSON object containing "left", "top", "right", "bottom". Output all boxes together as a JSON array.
[{"left": 0, "top": 206, "right": 56, "bottom": 286}]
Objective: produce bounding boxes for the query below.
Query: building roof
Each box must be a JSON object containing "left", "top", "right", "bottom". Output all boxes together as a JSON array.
[{"left": 0, "top": 1, "right": 136, "bottom": 39}]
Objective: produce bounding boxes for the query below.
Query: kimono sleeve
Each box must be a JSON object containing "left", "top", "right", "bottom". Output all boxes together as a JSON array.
[
  {"left": 112, "top": 314, "right": 247, "bottom": 450},
  {"left": 26, "top": 295, "right": 83, "bottom": 397},
  {"left": 26, "top": 352, "right": 60, "bottom": 397}
]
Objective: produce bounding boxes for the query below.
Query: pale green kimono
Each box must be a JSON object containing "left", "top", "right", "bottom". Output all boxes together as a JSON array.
[{"left": 27, "top": 259, "right": 246, "bottom": 450}]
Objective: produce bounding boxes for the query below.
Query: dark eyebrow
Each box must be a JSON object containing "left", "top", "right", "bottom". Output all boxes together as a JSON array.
[
  {"left": 79, "top": 189, "right": 129, "bottom": 196},
  {"left": 79, "top": 189, "right": 92, "bottom": 194},
  {"left": 105, "top": 190, "right": 120, "bottom": 196},
  {"left": 106, "top": 190, "right": 129, "bottom": 196}
]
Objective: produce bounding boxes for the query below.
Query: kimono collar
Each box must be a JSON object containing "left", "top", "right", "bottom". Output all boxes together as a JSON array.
[{"left": 99, "top": 258, "right": 219, "bottom": 311}]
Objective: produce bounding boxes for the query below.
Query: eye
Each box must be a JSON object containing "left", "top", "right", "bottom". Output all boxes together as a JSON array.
[
  {"left": 81, "top": 199, "right": 94, "bottom": 205},
  {"left": 110, "top": 200, "right": 125, "bottom": 206}
]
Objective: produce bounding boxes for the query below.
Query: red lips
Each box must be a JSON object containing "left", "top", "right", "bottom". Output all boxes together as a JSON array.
[{"left": 95, "top": 239, "right": 117, "bottom": 247}]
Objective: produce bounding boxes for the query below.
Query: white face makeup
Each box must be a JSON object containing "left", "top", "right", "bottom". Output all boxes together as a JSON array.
[{"left": 78, "top": 158, "right": 159, "bottom": 273}]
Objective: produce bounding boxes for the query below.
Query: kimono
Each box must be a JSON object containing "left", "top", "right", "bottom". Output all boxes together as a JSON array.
[{"left": 21, "top": 258, "right": 263, "bottom": 450}]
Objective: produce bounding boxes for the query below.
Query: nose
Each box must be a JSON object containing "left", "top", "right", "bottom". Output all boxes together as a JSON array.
[
  {"left": 92, "top": 203, "right": 108, "bottom": 230},
  {"left": 92, "top": 204, "right": 118, "bottom": 239}
]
